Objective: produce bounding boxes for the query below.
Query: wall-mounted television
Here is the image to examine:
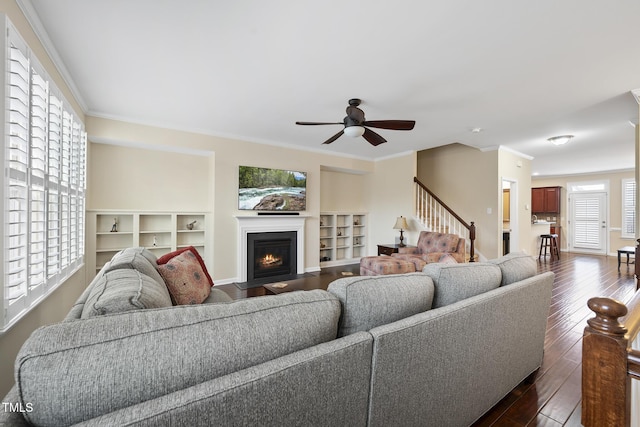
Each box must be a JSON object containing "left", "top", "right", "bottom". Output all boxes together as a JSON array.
[{"left": 238, "top": 166, "right": 307, "bottom": 211}]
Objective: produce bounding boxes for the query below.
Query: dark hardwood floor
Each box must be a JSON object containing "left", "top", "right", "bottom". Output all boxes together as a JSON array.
[{"left": 216, "top": 253, "right": 637, "bottom": 426}]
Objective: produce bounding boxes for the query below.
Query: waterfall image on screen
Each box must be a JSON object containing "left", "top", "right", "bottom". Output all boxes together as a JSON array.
[{"left": 238, "top": 166, "right": 307, "bottom": 211}]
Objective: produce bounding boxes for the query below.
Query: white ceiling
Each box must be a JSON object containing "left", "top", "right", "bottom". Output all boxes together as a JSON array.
[{"left": 23, "top": 0, "right": 640, "bottom": 176}]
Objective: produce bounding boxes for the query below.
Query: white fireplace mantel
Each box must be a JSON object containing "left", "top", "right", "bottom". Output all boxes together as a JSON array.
[{"left": 236, "top": 215, "right": 307, "bottom": 282}]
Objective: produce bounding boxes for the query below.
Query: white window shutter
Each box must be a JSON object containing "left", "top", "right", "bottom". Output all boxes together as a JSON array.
[
  {"left": 622, "top": 179, "right": 636, "bottom": 239},
  {"left": 6, "top": 42, "right": 30, "bottom": 316},
  {"left": 29, "top": 67, "right": 48, "bottom": 299}
]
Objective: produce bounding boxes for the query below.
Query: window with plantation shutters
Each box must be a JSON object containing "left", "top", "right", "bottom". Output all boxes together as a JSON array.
[
  {"left": 2, "top": 19, "right": 86, "bottom": 332},
  {"left": 622, "top": 179, "right": 636, "bottom": 239}
]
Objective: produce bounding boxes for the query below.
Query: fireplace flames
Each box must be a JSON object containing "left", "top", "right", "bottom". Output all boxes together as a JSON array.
[{"left": 259, "top": 253, "right": 283, "bottom": 268}]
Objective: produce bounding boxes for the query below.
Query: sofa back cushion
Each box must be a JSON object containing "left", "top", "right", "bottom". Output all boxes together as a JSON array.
[
  {"left": 417, "top": 231, "right": 460, "bottom": 254},
  {"left": 66, "top": 247, "right": 165, "bottom": 320},
  {"left": 422, "top": 262, "right": 502, "bottom": 308},
  {"left": 489, "top": 252, "right": 537, "bottom": 286},
  {"left": 80, "top": 269, "right": 173, "bottom": 318},
  {"left": 104, "top": 247, "right": 165, "bottom": 286},
  {"left": 16, "top": 290, "right": 341, "bottom": 427},
  {"left": 327, "top": 273, "right": 434, "bottom": 337}
]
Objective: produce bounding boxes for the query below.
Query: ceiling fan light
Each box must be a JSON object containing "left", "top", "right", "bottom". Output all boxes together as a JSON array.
[
  {"left": 344, "top": 126, "right": 365, "bottom": 137},
  {"left": 548, "top": 135, "right": 574, "bottom": 146}
]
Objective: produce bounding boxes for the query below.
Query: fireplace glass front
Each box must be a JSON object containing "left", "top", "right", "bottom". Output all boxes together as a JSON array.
[{"left": 247, "top": 231, "right": 297, "bottom": 283}]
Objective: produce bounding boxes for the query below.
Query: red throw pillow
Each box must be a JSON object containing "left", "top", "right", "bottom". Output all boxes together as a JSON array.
[
  {"left": 157, "top": 246, "right": 214, "bottom": 287},
  {"left": 157, "top": 250, "right": 211, "bottom": 305}
]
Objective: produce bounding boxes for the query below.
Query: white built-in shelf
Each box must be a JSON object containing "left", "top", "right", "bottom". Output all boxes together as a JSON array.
[
  {"left": 87, "top": 211, "right": 208, "bottom": 277},
  {"left": 319, "top": 212, "right": 367, "bottom": 267}
]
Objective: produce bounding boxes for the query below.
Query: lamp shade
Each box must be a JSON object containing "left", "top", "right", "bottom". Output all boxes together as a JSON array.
[
  {"left": 343, "top": 126, "right": 365, "bottom": 137},
  {"left": 393, "top": 216, "right": 408, "bottom": 230}
]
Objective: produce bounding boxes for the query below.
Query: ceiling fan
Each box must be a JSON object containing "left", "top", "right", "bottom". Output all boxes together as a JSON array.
[{"left": 295, "top": 98, "right": 416, "bottom": 146}]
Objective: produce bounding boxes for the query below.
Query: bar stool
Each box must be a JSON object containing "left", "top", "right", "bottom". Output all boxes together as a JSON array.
[{"left": 539, "top": 234, "right": 559, "bottom": 261}]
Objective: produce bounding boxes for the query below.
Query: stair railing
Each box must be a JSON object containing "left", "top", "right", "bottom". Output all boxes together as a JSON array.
[{"left": 414, "top": 177, "right": 476, "bottom": 262}]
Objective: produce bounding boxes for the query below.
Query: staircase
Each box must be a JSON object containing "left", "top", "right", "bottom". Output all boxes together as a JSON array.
[{"left": 414, "top": 177, "right": 476, "bottom": 262}]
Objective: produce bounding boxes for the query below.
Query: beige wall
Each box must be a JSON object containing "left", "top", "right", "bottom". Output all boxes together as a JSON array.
[
  {"left": 320, "top": 170, "right": 367, "bottom": 212},
  {"left": 366, "top": 153, "right": 419, "bottom": 250},
  {"left": 417, "top": 144, "right": 501, "bottom": 259},
  {"left": 533, "top": 170, "right": 635, "bottom": 255},
  {"left": 86, "top": 116, "right": 383, "bottom": 282},
  {"left": 498, "top": 149, "right": 533, "bottom": 255},
  {"left": 0, "top": 2, "right": 88, "bottom": 397},
  {"left": 89, "top": 143, "right": 212, "bottom": 211},
  {"left": 319, "top": 153, "right": 417, "bottom": 254}
]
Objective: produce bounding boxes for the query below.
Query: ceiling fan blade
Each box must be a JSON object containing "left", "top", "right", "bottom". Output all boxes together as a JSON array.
[
  {"left": 322, "top": 130, "right": 345, "bottom": 145},
  {"left": 363, "top": 120, "right": 415, "bottom": 131},
  {"left": 362, "top": 128, "right": 387, "bottom": 146},
  {"left": 296, "top": 121, "right": 343, "bottom": 126}
]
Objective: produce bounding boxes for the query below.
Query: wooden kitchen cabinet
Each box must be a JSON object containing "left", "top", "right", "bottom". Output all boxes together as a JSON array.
[{"left": 532, "top": 186, "right": 561, "bottom": 214}]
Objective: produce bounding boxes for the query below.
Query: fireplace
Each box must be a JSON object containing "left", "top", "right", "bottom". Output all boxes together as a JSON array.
[
  {"left": 236, "top": 215, "right": 307, "bottom": 284},
  {"left": 247, "top": 231, "right": 297, "bottom": 283}
]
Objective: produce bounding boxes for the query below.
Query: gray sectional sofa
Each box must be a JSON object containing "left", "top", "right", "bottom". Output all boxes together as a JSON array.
[{"left": 1, "top": 249, "right": 554, "bottom": 427}]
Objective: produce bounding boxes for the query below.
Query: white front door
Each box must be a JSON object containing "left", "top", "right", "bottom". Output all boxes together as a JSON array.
[{"left": 569, "top": 192, "right": 607, "bottom": 254}]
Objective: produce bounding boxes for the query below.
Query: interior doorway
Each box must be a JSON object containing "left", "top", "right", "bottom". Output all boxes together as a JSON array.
[{"left": 502, "top": 178, "right": 519, "bottom": 255}]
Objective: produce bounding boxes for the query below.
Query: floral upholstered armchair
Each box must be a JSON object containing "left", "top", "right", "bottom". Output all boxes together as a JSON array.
[{"left": 391, "top": 231, "right": 465, "bottom": 271}]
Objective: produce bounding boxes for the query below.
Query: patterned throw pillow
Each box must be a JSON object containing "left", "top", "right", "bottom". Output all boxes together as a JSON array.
[
  {"left": 157, "top": 250, "right": 211, "bottom": 305},
  {"left": 157, "top": 246, "right": 214, "bottom": 287}
]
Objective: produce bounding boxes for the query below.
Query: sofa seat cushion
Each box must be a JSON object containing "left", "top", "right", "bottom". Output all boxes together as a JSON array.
[
  {"left": 422, "top": 262, "right": 502, "bottom": 308},
  {"left": 390, "top": 254, "right": 428, "bottom": 271},
  {"left": 328, "top": 273, "right": 434, "bottom": 336},
  {"left": 392, "top": 253, "right": 460, "bottom": 270},
  {"left": 203, "top": 288, "right": 233, "bottom": 304},
  {"left": 489, "top": 252, "right": 537, "bottom": 286},
  {"left": 16, "top": 290, "right": 341, "bottom": 427},
  {"left": 81, "top": 269, "right": 173, "bottom": 319},
  {"left": 424, "top": 252, "right": 464, "bottom": 264}
]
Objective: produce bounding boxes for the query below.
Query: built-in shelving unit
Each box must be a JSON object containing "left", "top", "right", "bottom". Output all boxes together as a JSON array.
[
  {"left": 319, "top": 212, "right": 367, "bottom": 267},
  {"left": 87, "top": 211, "right": 208, "bottom": 277}
]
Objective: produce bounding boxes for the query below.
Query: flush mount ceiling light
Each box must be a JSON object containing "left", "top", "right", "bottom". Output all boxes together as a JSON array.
[
  {"left": 343, "top": 125, "right": 366, "bottom": 137},
  {"left": 548, "top": 135, "right": 574, "bottom": 146}
]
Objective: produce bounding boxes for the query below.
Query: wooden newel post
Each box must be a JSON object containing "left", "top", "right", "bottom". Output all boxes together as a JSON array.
[
  {"left": 582, "top": 297, "right": 630, "bottom": 427},
  {"left": 468, "top": 221, "right": 476, "bottom": 262}
]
